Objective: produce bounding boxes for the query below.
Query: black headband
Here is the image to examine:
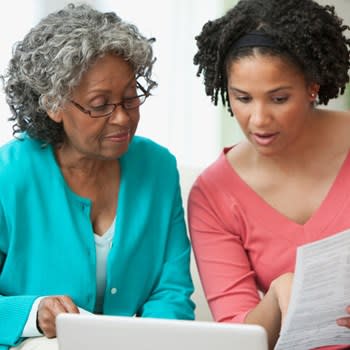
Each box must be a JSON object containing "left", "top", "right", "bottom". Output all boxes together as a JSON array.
[{"left": 230, "top": 31, "right": 276, "bottom": 51}]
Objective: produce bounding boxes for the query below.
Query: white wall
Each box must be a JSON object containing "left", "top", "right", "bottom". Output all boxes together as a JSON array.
[{"left": 0, "top": 1, "right": 42, "bottom": 144}]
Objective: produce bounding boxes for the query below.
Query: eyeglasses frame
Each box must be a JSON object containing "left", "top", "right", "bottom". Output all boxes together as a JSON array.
[{"left": 69, "top": 81, "right": 150, "bottom": 118}]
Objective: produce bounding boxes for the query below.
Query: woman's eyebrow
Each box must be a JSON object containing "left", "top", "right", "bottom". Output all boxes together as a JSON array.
[{"left": 229, "top": 85, "right": 293, "bottom": 94}]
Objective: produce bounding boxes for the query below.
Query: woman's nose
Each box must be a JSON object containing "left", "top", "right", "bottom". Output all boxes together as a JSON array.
[
  {"left": 250, "top": 103, "right": 272, "bottom": 127},
  {"left": 107, "top": 105, "right": 131, "bottom": 125}
]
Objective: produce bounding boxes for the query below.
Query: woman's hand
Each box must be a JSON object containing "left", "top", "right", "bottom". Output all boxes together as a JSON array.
[
  {"left": 336, "top": 306, "right": 350, "bottom": 328},
  {"left": 245, "top": 272, "right": 294, "bottom": 350},
  {"left": 37, "top": 295, "right": 80, "bottom": 338},
  {"left": 270, "top": 272, "right": 294, "bottom": 325}
]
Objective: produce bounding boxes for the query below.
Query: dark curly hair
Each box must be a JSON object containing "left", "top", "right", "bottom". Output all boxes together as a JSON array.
[
  {"left": 194, "top": 0, "right": 350, "bottom": 111},
  {"left": 1, "top": 3, "right": 157, "bottom": 145}
]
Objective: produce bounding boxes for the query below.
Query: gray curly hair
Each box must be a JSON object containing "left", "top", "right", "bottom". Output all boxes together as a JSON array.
[{"left": 2, "top": 3, "right": 157, "bottom": 144}]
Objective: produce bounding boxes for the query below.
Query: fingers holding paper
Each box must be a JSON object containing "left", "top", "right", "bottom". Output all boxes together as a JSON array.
[
  {"left": 37, "top": 295, "right": 80, "bottom": 338},
  {"left": 271, "top": 272, "right": 294, "bottom": 325},
  {"left": 336, "top": 306, "right": 350, "bottom": 328}
]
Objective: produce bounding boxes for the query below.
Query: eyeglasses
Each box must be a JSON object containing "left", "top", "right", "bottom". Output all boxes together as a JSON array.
[{"left": 70, "top": 81, "right": 150, "bottom": 118}]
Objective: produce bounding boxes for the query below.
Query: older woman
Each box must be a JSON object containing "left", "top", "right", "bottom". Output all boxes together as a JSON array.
[{"left": 0, "top": 4, "right": 195, "bottom": 350}]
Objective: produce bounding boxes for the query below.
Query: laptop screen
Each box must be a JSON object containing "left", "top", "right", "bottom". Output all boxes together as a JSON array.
[{"left": 56, "top": 314, "right": 268, "bottom": 350}]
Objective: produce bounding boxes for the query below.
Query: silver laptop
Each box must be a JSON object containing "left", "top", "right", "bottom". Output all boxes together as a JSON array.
[{"left": 56, "top": 313, "right": 268, "bottom": 350}]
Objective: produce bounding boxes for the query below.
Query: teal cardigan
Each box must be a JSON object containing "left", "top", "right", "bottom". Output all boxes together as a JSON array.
[{"left": 0, "top": 135, "right": 195, "bottom": 349}]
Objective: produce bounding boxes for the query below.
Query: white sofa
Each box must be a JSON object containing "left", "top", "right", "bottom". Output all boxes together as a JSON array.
[{"left": 179, "top": 165, "right": 213, "bottom": 322}]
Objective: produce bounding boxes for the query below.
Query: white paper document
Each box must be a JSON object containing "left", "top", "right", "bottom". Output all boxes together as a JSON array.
[{"left": 275, "top": 229, "right": 350, "bottom": 350}]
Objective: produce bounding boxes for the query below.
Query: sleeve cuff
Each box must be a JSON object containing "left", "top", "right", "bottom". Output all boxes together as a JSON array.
[{"left": 22, "top": 297, "right": 45, "bottom": 337}]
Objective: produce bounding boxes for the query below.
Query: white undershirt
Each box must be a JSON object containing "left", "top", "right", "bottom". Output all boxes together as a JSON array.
[
  {"left": 93, "top": 217, "right": 116, "bottom": 313},
  {"left": 22, "top": 217, "right": 116, "bottom": 337}
]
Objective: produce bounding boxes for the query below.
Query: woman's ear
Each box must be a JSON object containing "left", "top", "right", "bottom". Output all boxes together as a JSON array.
[
  {"left": 308, "top": 83, "right": 320, "bottom": 103},
  {"left": 46, "top": 109, "right": 63, "bottom": 123},
  {"left": 41, "top": 95, "right": 63, "bottom": 123}
]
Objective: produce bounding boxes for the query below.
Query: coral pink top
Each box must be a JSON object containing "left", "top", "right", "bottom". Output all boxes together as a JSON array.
[{"left": 188, "top": 146, "right": 350, "bottom": 350}]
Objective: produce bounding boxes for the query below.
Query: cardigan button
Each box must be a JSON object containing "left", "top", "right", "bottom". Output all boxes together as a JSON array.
[{"left": 111, "top": 287, "right": 118, "bottom": 295}]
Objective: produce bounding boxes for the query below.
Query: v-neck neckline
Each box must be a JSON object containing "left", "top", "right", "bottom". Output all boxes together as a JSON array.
[{"left": 220, "top": 147, "right": 350, "bottom": 234}]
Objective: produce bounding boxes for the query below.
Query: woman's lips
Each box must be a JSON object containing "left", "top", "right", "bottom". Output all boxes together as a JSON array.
[
  {"left": 104, "top": 131, "right": 130, "bottom": 143},
  {"left": 252, "top": 132, "right": 279, "bottom": 146}
]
